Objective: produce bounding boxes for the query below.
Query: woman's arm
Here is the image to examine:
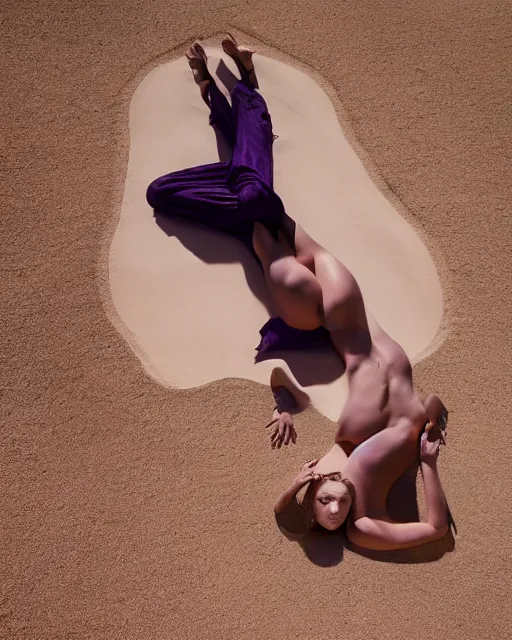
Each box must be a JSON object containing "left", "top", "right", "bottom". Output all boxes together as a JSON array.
[
  {"left": 420, "top": 455, "right": 449, "bottom": 532},
  {"left": 424, "top": 394, "right": 448, "bottom": 429},
  {"left": 351, "top": 432, "right": 449, "bottom": 550},
  {"left": 274, "top": 482, "right": 302, "bottom": 514},
  {"left": 274, "top": 459, "right": 319, "bottom": 514},
  {"left": 266, "top": 368, "right": 310, "bottom": 449}
]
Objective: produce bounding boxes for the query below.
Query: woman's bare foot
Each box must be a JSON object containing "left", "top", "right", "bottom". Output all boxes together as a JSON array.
[
  {"left": 221, "top": 32, "right": 259, "bottom": 89},
  {"left": 185, "top": 42, "right": 212, "bottom": 104}
]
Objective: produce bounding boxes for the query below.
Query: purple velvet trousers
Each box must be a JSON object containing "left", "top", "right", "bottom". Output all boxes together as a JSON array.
[
  {"left": 146, "top": 81, "right": 331, "bottom": 356},
  {"left": 147, "top": 82, "right": 285, "bottom": 256}
]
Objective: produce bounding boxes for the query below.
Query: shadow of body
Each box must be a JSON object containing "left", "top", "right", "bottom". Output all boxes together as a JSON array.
[
  {"left": 281, "top": 464, "right": 456, "bottom": 567},
  {"left": 152, "top": 57, "right": 346, "bottom": 389}
]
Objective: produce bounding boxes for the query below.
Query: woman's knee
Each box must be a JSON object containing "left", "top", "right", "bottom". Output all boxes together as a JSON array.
[
  {"left": 239, "top": 181, "right": 284, "bottom": 226},
  {"left": 269, "top": 258, "right": 322, "bottom": 301},
  {"left": 146, "top": 177, "right": 165, "bottom": 210},
  {"left": 238, "top": 181, "right": 268, "bottom": 209},
  {"left": 146, "top": 175, "right": 181, "bottom": 210}
]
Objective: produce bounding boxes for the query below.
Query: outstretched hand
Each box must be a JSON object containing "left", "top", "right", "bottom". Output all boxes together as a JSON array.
[{"left": 265, "top": 410, "right": 297, "bottom": 449}]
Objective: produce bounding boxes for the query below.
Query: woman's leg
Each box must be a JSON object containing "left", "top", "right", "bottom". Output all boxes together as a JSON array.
[
  {"left": 252, "top": 222, "right": 323, "bottom": 330},
  {"left": 147, "top": 42, "right": 279, "bottom": 258},
  {"left": 146, "top": 161, "right": 258, "bottom": 249},
  {"left": 147, "top": 44, "right": 254, "bottom": 249},
  {"left": 187, "top": 42, "right": 236, "bottom": 148},
  {"left": 228, "top": 82, "right": 275, "bottom": 190},
  {"left": 226, "top": 81, "right": 285, "bottom": 232},
  {"left": 216, "top": 41, "right": 322, "bottom": 328},
  {"left": 207, "top": 82, "right": 236, "bottom": 149}
]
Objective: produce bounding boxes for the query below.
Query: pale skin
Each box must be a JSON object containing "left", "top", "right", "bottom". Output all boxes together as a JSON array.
[
  {"left": 189, "top": 39, "right": 450, "bottom": 549},
  {"left": 187, "top": 39, "right": 444, "bottom": 452},
  {"left": 274, "top": 418, "right": 449, "bottom": 550},
  {"left": 261, "top": 198, "right": 451, "bottom": 549}
]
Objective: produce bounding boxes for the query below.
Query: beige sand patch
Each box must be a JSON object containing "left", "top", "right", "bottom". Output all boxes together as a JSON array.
[{"left": 108, "top": 48, "right": 442, "bottom": 421}]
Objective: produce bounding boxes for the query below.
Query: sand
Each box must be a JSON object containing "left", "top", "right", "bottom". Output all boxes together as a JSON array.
[
  {"left": 2, "top": 3, "right": 512, "bottom": 640},
  {"left": 109, "top": 45, "right": 442, "bottom": 421}
]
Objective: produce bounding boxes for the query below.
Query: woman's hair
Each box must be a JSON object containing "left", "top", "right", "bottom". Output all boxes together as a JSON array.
[{"left": 301, "top": 473, "right": 355, "bottom": 532}]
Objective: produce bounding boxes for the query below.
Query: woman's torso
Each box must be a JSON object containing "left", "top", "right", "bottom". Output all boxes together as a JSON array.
[
  {"left": 312, "top": 417, "right": 423, "bottom": 529},
  {"left": 337, "top": 325, "right": 427, "bottom": 444},
  {"left": 257, "top": 217, "right": 428, "bottom": 488}
]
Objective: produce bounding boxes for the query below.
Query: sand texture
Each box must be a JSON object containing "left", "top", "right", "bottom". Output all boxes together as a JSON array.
[
  {"left": 109, "top": 46, "right": 442, "bottom": 421},
  {"left": 2, "top": 2, "right": 512, "bottom": 640}
]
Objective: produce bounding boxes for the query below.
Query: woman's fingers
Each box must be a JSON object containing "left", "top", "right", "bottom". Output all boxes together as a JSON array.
[
  {"left": 278, "top": 421, "right": 286, "bottom": 447},
  {"left": 273, "top": 421, "right": 283, "bottom": 449},
  {"left": 291, "top": 427, "right": 297, "bottom": 444},
  {"left": 307, "top": 458, "right": 319, "bottom": 467},
  {"left": 264, "top": 417, "right": 279, "bottom": 429}
]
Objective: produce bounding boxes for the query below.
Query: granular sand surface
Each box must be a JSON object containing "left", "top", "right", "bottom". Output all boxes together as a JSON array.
[
  {"left": 109, "top": 45, "right": 442, "bottom": 421},
  {"left": 2, "top": 2, "right": 511, "bottom": 639}
]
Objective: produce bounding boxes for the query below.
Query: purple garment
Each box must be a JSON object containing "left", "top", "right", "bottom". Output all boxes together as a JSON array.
[
  {"left": 255, "top": 317, "right": 332, "bottom": 360},
  {"left": 147, "top": 80, "right": 332, "bottom": 356},
  {"left": 146, "top": 82, "right": 283, "bottom": 254}
]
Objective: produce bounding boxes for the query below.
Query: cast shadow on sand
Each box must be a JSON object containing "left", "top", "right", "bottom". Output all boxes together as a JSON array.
[
  {"left": 154, "top": 212, "right": 346, "bottom": 386},
  {"left": 281, "top": 465, "right": 456, "bottom": 567},
  {"left": 153, "top": 57, "right": 346, "bottom": 388},
  {"left": 110, "top": 40, "right": 443, "bottom": 421}
]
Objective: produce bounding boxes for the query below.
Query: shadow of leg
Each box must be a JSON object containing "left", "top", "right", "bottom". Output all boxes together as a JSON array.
[
  {"left": 154, "top": 212, "right": 273, "bottom": 315},
  {"left": 215, "top": 59, "right": 240, "bottom": 93}
]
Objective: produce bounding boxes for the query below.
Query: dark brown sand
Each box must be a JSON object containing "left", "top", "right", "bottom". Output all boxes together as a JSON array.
[{"left": 2, "top": 2, "right": 511, "bottom": 639}]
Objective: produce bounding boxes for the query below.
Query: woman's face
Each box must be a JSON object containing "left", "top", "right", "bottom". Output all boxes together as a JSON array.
[{"left": 313, "top": 480, "right": 352, "bottom": 531}]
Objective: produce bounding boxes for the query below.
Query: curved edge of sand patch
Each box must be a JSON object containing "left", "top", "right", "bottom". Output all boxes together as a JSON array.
[{"left": 105, "top": 36, "right": 444, "bottom": 421}]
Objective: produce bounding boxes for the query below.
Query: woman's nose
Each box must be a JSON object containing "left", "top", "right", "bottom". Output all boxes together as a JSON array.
[{"left": 329, "top": 503, "right": 339, "bottom": 514}]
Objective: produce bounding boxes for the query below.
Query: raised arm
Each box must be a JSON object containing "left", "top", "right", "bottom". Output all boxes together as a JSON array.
[
  {"left": 424, "top": 394, "right": 448, "bottom": 430},
  {"left": 351, "top": 430, "right": 449, "bottom": 550},
  {"left": 274, "top": 459, "right": 319, "bottom": 513}
]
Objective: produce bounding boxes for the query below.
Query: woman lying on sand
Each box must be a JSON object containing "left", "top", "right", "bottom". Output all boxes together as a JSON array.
[
  {"left": 274, "top": 403, "right": 449, "bottom": 550},
  {"left": 146, "top": 38, "right": 450, "bottom": 549}
]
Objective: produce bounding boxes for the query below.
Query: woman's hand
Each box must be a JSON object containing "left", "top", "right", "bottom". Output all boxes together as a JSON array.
[
  {"left": 424, "top": 395, "right": 448, "bottom": 436},
  {"left": 292, "top": 459, "right": 320, "bottom": 489},
  {"left": 420, "top": 429, "right": 444, "bottom": 464},
  {"left": 265, "top": 410, "right": 297, "bottom": 449},
  {"left": 273, "top": 458, "right": 319, "bottom": 514}
]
